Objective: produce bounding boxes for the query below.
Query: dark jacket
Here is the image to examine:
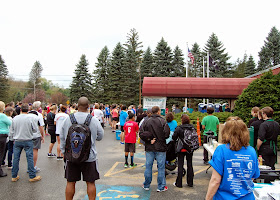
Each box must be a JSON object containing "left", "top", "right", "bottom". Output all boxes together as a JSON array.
[
  {"left": 172, "top": 123, "right": 195, "bottom": 153},
  {"left": 251, "top": 119, "right": 264, "bottom": 147},
  {"left": 139, "top": 114, "right": 170, "bottom": 152}
]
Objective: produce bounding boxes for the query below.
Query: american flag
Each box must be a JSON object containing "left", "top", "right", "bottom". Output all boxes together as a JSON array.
[{"left": 188, "top": 48, "right": 194, "bottom": 65}]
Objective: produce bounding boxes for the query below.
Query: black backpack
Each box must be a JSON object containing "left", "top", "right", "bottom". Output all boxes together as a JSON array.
[
  {"left": 64, "top": 114, "right": 92, "bottom": 163},
  {"left": 180, "top": 126, "right": 199, "bottom": 153}
]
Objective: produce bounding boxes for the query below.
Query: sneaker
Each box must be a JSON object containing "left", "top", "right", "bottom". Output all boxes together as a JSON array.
[
  {"left": 34, "top": 166, "right": 41, "bottom": 172},
  {"left": 173, "top": 182, "right": 182, "bottom": 188},
  {"left": 7, "top": 166, "right": 12, "bottom": 170},
  {"left": 27, "top": 166, "right": 40, "bottom": 173},
  {"left": 11, "top": 176, "right": 20, "bottom": 182},
  {"left": 124, "top": 164, "right": 129, "bottom": 168},
  {"left": 0, "top": 172, "right": 7, "bottom": 177},
  {"left": 29, "top": 176, "right": 41, "bottom": 182},
  {"left": 203, "top": 161, "right": 209, "bottom": 165},
  {"left": 142, "top": 185, "right": 149, "bottom": 191},
  {"left": 57, "top": 157, "right": 63, "bottom": 161},
  {"left": 157, "top": 186, "right": 168, "bottom": 192},
  {"left": 187, "top": 184, "right": 193, "bottom": 187},
  {"left": 120, "top": 142, "right": 124, "bottom": 145},
  {"left": 129, "top": 163, "right": 137, "bottom": 168},
  {"left": 48, "top": 153, "right": 56, "bottom": 157}
]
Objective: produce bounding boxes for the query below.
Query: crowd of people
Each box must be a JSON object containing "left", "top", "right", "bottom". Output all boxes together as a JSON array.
[{"left": 0, "top": 98, "right": 279, "bottom": 199}]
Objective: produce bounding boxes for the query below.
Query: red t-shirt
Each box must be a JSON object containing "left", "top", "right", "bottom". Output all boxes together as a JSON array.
[{"left": 124, "top": 121, "right": 139, "bottom": 143}]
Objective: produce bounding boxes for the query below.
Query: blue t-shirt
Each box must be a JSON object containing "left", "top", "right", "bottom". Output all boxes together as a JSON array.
[
  {"left": 167, "top": 120, "right": 177, "bottom": 132},
  {"left": 105, "top": 107, "right": 110, "bottom": 115},
  {"left": 209, "top": 144, "right": 260, "bottom": 200},
  {"left": 166, "top": 120, "right": 177, "bottom": 144},
  {"left": 120, "top": 110, "right": 128, "bottom": 126}
]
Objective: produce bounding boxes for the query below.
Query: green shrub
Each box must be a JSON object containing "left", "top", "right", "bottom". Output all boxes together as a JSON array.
[{"left": 234, "top": 71, "right": 280, "bottom": 124}]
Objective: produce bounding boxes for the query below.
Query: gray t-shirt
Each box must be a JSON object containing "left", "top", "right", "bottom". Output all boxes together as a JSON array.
[
  {"left": 60, "top": 112, "right": 104, "bottom": 162},
  {"left": 10, "top": 114, "right": 38, "bottom": 141}
]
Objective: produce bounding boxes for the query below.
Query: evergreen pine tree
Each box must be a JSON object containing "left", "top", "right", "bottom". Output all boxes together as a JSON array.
[
  {"left": 258, "top": 26, "right": 280, "bottom": 71},
  {"left": 204, "top": 33, "right": 231, "bottom": 77},
  {"left": 189, "top": 43, "right": 203, "bottom": 77},
  {"left": 109, "top": 42, "right": 125, "bottom": 104},
  {"left": 172, "top": 46, "right": 185, "bottom": 77},
  {"left": 0, "top": 55, "right": 9, "bottom": 102},
  {"left": 123, "top": 28, "right": 143, "bottom": 105},
  {"left": 93, "top": 46, "right": 110, "bottom": 103},
  {"left": 153, "top": 37, "right": 173, "bottom": 77},
  {"left": 141, "top": 47, "right": 154, "bottom": 83},
  {"left": 70, "top": 55, "right": 93, "bottom": 103},
  {"left": 232, "top": 54, "right": 247, "bottom": 78},
  {"left": 29, "top": 61, "right": 43, "bottom": 89},
  {"left": 245, "top": 55, "right": 256, "bottom": 76}
]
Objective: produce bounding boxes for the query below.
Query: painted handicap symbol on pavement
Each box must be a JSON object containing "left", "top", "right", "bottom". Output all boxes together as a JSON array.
[{"left": 83, "top": 185, "right": 150, "bottom": 200}]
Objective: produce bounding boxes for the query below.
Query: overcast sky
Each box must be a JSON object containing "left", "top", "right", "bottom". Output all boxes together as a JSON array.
[{"left": 1, "top": 0, "right": 279, "bottom": 88}]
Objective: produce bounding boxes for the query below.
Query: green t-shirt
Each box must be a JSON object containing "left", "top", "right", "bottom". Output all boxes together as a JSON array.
[{"left": 201, "top": 115, "right": 220, "bottom": 136}]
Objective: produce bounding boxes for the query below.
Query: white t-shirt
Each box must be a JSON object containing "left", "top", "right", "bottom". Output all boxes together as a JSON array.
[
  {"left": 93, "top": 109, "right": 104, "bottom": 123},
  {"left": 54, "top": 113, "right": 68, "bottom": 135},
  {"left": 29, "top": 111, "right": 45, "bottom": 139}
]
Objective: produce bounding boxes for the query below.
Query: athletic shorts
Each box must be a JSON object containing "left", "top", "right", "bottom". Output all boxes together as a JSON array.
[
  {"left": 105, "top": 115, "right": 110, "bottom": 119},
  {"left": 125, "top": 143, "right": 136, "bottom": 153},
  {"left": 121, "top": 126, "right": 124, "bottom": 132},
  {"left": 65, "top": 161, "right": 100, "bottom": 183},
  {"left": 48, "top": 129, "right": 56, "bottom": 143},
  {"left": 112, "top": 117, "right": 118, "bottom": 121},
  {"left": 33, "top": 137, "right": 41, "bottom": 149}
]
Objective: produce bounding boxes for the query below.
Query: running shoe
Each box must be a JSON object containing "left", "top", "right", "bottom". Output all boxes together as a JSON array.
[
  {"left": 173, "top": 182, "right": 182, "bottom": 188},
  {"left": 7, "top": 166, "right": 12, "bottom": 170},
  {"left": 124, "top": 163, "right": 129, "bottom": 168},
  {"left": 48, "top": 153, "right": 56, "bottom": 157},
  {"left": 57, "top": 157, "right": 63, "bottom": 161},
  {"left": 120, "top": 142, "right": 124, "bottom": 145},
  {"left": 142, "top": 185, "right": 150, "bottom": 191},
  {"left": 157, "top": 186, "right": 168, "bottom": 192},
  {"left": 129, "top": 163, "right": 137, "bottom": 168},
  {"left": 27, "top": 166, "right": 40, "bottom": 173}
]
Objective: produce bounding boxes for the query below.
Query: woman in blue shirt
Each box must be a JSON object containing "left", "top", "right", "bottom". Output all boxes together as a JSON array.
[
  {"left": 206, "top": 117, "right": 260, "bottom": 200},
  {"left": 0, "top": 101, "right": 12, "bottom": 177},
  {"left": 166, "top": 112, "right": 177, "bottom": 144}
]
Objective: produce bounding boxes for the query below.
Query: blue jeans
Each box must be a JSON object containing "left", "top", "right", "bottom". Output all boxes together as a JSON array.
[
  {"left": 12, "top": 140, "right": 36, "bottom": 179},
  {"left": 143, "top": 151, "right": 166, "bottom": 190},
  {"left": 2, "top": 141, "right": 14, "bottom": 167}
]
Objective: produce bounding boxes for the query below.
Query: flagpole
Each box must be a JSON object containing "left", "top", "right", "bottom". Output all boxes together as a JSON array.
[
  {"left": 207, "top": 52, "right": 209, "bottom": 105},
  {"left": 203, "top": 57, "right": 205, "bottom": 104},
  {"left": 185, "top": 43, "right": 189, "bottom": 112},
  {"left": 207, "top": 52, "right": 209, "bottom": 78}
]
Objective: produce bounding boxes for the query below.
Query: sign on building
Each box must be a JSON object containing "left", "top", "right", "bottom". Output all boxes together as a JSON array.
[{"left": 143, "top": 96, "right": 167, "bottom": 116}]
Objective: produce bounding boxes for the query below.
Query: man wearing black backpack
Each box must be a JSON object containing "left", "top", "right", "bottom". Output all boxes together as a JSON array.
[
  {"left": 60, "top": 97, "right": 104, "bottom": 200},
  {"left": 139, "top": 106, "right": 170, "bottom": 192}
]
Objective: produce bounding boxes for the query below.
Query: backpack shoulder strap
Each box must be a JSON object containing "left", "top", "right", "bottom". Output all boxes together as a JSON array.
[
  {"left": 69, "top": 113, "right": 78, "bottom": 124},
  {"left": 84, "top": 114, "right": 93, "bottom": 126}
]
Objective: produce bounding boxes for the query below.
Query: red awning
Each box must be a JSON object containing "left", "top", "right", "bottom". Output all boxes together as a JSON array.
[{"left": 142, "top": 77, "right": 255, "bottom": 98}]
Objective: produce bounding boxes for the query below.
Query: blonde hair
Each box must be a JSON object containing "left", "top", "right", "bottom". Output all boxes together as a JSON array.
[
  {"left": 251, "top": 107, "right": 260, "bottom": 117},
  {"left": 222, "top": 116, "right": 249, "bottom": 151},
  {"left": 50, "top": 105, "right": 57, "bottom": 111},
  {"left": 0, "top": 101, "right": 5, "bottom": 112}
]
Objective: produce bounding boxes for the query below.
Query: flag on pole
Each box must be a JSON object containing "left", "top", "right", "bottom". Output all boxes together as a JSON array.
[
  {"left": 209, "top": 55, "right": 218, "bottom": 70},
  {"left": 188, "top": 48, "right": 195, "bottom": 65}
]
